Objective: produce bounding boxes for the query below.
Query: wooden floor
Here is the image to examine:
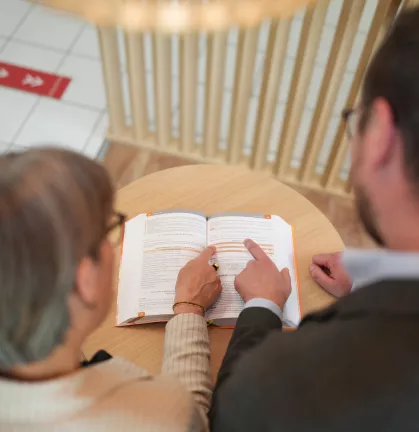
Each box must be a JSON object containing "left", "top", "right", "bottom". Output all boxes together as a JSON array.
[{"left": 103, "top": 142, "right": 375, "bottom": 249}]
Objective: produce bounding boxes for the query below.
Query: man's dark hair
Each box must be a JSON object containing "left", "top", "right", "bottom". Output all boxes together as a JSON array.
[{"left": 361, "top": 7, "right": 419, "bottom": 185}]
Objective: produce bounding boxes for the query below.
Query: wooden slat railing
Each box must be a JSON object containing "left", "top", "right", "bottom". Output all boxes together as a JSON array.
[
  {"left": 273, "top": 0, "right": 329, "bottom": 178},
  {"left": 98, "top": 0, "right": 405, "bottom": 196},
  {"left": 228, "top": 28, "right": 259, "bottom": 165},
  {"left": 125, "top": 32, "right": 148, "bottom": 141},
  {"left": 322, "top": 0, "right": 400, "bottom": 194},
  {"left": 299, "top": 0, "right": 365, "bottom": 185},
  {"left": 251, "top": 20, "right": 291, "bottom": 171},
  {"left": 180, "top": 34, "right": 198, "bottom": 153}
]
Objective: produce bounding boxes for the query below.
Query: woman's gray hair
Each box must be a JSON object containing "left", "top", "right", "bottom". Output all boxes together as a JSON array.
[{"left": 0, "top": 148, "right": 114, "bottom": 369}]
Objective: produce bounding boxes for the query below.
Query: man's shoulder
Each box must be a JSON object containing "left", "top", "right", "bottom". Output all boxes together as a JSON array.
[
  {"left": 226, "top": 306, "right": 419, "bottom": 425},
  {"left": 212, "top": 280, "right": 419, "bottom": 431},
  {"left": 233, "top": 281, "right": 419, "bottom": 386},
  {"left": 304, "top": 278, "right": 419, "bottom": 323}
]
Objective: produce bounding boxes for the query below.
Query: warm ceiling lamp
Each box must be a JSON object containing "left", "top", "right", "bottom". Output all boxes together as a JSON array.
[{"left": 36, "top": 0, "right": 319, "bottom": 32}]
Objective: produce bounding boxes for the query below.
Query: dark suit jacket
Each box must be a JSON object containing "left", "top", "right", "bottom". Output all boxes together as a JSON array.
[{"left": 210, "top": 280, "right": 419, "bottom": 432}]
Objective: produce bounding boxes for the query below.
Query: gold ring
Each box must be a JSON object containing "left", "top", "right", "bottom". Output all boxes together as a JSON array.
[{"left": 212, "top": 263, "right": 220, "bottom": 272}]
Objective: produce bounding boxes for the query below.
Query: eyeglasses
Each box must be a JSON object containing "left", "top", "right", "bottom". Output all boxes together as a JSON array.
[
  {"left": 88, "top": 211, "right": 127, "bottom": 259},
  {"left": 106, "top": 211, "right": 127, "bottom": 247},
  {"left": 342, "top": 108, "right": 358, "bottom": 140}
]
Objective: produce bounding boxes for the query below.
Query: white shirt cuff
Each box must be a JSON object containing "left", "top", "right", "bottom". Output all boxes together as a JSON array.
[{"left": 243, "top": 298, "right": 282, "bottom": 320}]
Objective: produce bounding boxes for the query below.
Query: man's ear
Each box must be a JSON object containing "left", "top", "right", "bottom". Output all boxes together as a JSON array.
[
  {"left": 75, "top": 256, "right": 99, "bottom": 307},
  {"left": 363, "top": 98, "right": 397, "bottom": 170}
]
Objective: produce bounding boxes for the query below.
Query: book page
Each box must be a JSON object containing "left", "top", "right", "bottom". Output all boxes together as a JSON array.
[
  {"left": 271, "top": 216, "right": 300, "bottom": 327},
  {"left": 117, "top": 210, "right": 207, "bottom": 324},
  {"left": 206, "top": 213, "right": 300, "bottom": 326},
  {"left": 117, "top": 213, "right": 147, "bottom": 325}
]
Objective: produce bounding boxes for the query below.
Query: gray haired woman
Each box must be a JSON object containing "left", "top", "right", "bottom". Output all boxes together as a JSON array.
[{"left": 0, "top": 148, "right": 221, "bottom": 431}]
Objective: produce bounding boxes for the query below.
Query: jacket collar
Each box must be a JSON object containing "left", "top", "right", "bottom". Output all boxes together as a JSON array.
[
  {"left": 343, "top": 248, "right": 419, "bottom": 292},
  {"left": 302, "top": 279, "right": 419, "bottom": 325}
]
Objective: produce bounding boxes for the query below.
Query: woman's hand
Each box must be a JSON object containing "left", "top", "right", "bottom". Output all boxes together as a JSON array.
[{"left": 174, "top": 246, "right": 222, "bottom": 316}]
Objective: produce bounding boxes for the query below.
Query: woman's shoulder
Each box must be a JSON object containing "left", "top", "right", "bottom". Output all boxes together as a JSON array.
[
  {"left": 0, "top": 357, "right": 199, "bottom": 431},
  {"left": 84, "top": 357, "right": 198, "bottom": 429},
  {"left": 88, "top": 356, "right": 194, "bottom": 400}
]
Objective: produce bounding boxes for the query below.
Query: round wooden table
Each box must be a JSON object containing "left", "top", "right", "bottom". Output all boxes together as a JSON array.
[{"left": 83, "top": 165, "right": 344, "bottom": 378}]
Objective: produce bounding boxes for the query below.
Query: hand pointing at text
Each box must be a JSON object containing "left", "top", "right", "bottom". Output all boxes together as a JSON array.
[{"left": 234, "top": 239, "right": 291, "bottom": 309}]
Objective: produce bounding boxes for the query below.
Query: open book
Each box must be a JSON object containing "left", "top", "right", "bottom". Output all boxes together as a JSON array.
[{"left": 117, "top": 211, "right": 301, "bottom": 328}]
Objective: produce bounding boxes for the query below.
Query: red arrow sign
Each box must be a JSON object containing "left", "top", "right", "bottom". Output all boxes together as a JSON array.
[{"left": 0, "top": 61, "right": 71, "bottom": 99}]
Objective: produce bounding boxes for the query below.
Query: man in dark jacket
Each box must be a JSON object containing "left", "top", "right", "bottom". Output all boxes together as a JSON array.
[{"left": 210, "top": 7, "right": 419, "bottom": 432}]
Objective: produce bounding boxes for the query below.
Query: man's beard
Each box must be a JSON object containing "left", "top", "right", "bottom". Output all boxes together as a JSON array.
[{"left": 354, "top": 185, "right": 385, "bottom": 246}]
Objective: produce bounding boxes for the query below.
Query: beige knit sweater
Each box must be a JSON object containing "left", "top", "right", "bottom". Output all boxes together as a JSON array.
[{"left": 0, "top": 314, "right": 212, "bottom": 431}]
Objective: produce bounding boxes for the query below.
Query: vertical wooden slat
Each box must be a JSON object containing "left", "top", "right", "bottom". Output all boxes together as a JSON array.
[
  {"left": 154, "top": 33, "right": 171, "bottom": 148},
  {"left": 299, "top": 0, "right": 365, "bottom": 184},
  {"left": 97, "top": 27, "right": 125, "bottom": 136},
  {"left": 125, "top": 32, "right": 148, "bottom": 142},
  {"left": 251, "top": 20, "right": 291, "bottom": 171},
  {"left": 203, "top": 32, "right": 227, "bottom": 159},
  {"left": 322, "top": 0, "right": 401, "bottom": 191},
  {"left": 227, "top": 28, "right": 259, "bottom": 165},
  {"left": 227, "top": 30, "right": 244, "bottom": 158},
  {"left": 180, "top": 34, "right": 198, "bottom": 153},
  {"left": 273, "top": 0, "right": 329, "bottom": 177},
  {"left": 344, "top": 170, "right": 353, "bottom": 193}
]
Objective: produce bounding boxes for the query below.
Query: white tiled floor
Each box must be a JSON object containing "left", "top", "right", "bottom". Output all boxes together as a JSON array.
[
  {"left": 0, "top": 141, "right": 10, "bottom": 153},
  {"left": 14, "top": 6, "right": 84, "bottom": 51},
  {"left": 71, "top": 25, "right": 101, "bottom": 59},
  {"left": 0, "top": 2, "right": 107, "bottom": 158},
  {"left": 0, "top": 87, "right": 38, "bottom": 143},
  {"left": 0, "top": 40, "right": 64, "bottom": 71},
  {"left": 59, "top": 55, "right": 106, "bottom": 109},
  {"left": 84, "top": 112, "right": 109, "bottom": 158},
  {"left": 0, "top": 0, "right": 31, "bottom": 38},
  {"left": 0, "top": 36, "right": 7, "bottom": 50},
  {"left": 15, "top": 98, "right": 102, "bottom": 150}
]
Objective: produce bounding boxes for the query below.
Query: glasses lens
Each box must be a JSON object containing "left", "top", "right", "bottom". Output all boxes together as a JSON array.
[
  {"left": 109, "top": 224, "right": 122, "bottom": 247},
  {"left": 107, "top": 214, "right": 124, "bottom": 247},
  {"left": 343, "top": 109, "right": 356, "bottom": 140},
  {"left": 349, "top": 111, "right": 358, "bottom": 139}
]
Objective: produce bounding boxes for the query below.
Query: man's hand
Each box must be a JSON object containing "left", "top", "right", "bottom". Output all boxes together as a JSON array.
[
  {"left": 309, "top": 252, "right": 352, "bottom": 298},
  {"left": 234, "top": 239, "right": 291, "bottom": 309},
  {"left": 174, "top": 246, "right": 222, "bottom": 316}
]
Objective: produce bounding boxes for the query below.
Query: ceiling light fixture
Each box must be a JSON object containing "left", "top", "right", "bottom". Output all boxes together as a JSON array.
[{"left": 36, "top": 0, "right": 319, "bottom": 32}]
